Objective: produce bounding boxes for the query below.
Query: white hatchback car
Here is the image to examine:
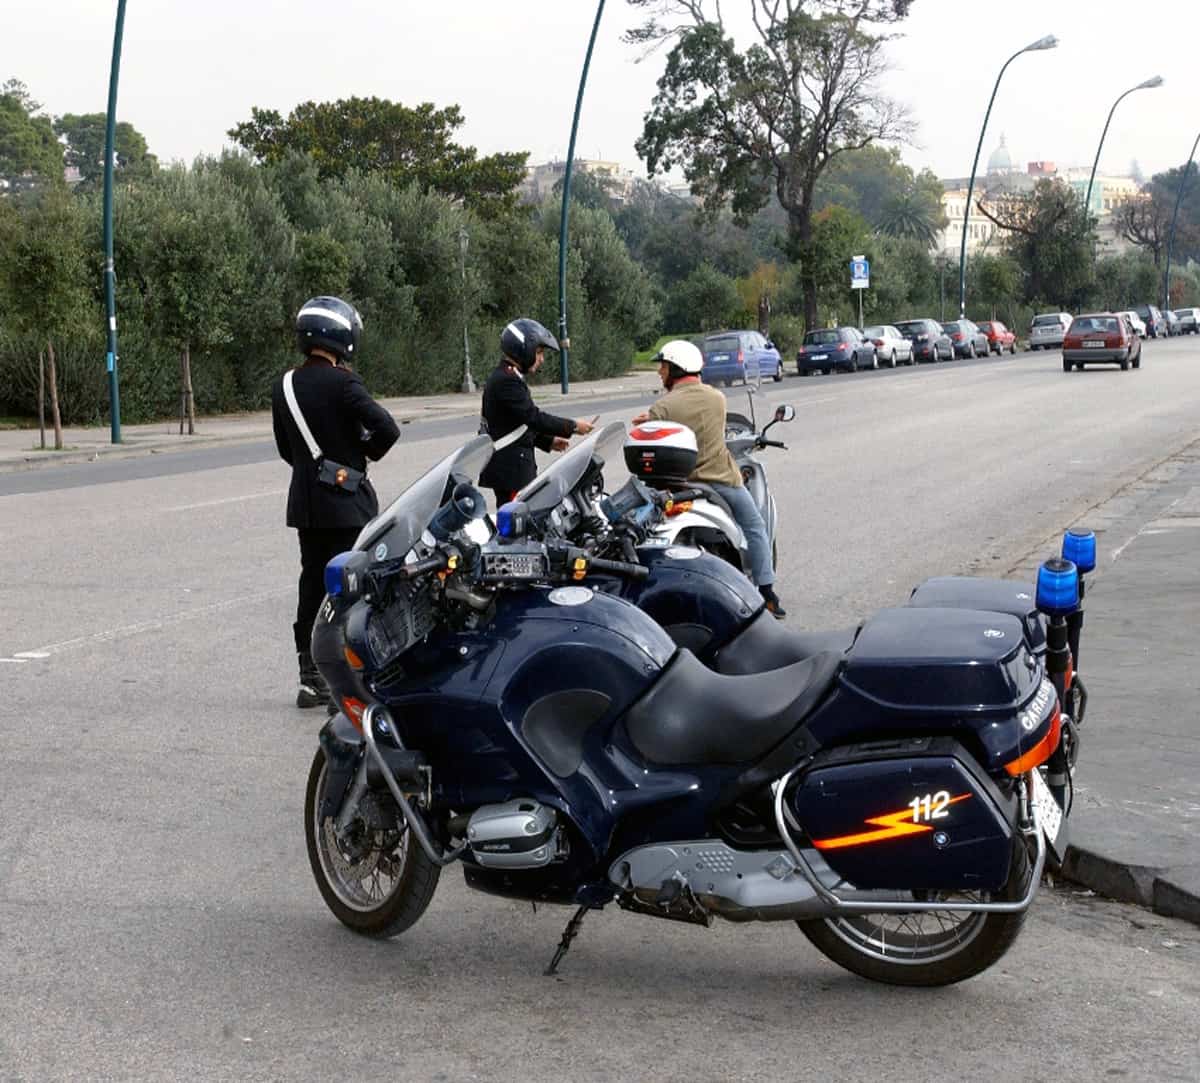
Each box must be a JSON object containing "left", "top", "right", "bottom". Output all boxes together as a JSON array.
[
  {"left": 1028, "top": 312, "right": 1072, "bottom": 350},
  {"left": 1119, "top": 310, "right": 1147, "bottom": 337}
]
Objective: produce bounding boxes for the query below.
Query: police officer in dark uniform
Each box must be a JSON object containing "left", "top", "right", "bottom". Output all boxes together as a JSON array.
[
  {"left": 478, "top": 318, "right": 595, "bottom": 505},
  {"left": 272, "top": 296, "right": 400, "bottom": 708}
]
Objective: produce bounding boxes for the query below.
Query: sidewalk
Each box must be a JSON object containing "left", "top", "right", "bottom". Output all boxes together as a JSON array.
[
  {"left": 0, "top": 370, "right": 661, "bottom": 473},
  {"left": 1013, "top": 445, "right": 1200, "bottom": 925}
]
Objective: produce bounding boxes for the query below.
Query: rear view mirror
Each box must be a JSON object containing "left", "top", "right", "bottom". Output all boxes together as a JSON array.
[{"left": 775, "top": 404, "right": 796, "bottom": 423}]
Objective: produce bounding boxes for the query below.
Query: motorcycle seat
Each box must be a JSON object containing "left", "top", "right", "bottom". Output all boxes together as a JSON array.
[
  {"left": 713, "top": 608, "right": 859, "bottom": 675},
  {"left": 624, "top": 647, "right": 842, "bottom": 766}
]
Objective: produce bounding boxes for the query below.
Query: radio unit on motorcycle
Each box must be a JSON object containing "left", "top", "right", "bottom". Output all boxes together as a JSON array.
[{"left": 478, "top": 541, "right": 550, "bottom": 582}]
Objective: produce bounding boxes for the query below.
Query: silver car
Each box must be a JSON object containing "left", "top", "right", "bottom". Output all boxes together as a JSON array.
[
  {"left": 1029, "top": 312, "right": 1072, "bottom": 351},
  {"left": 862, "top": 325, "right": 914, "bottom": 366},
  {"left": 1175, "top": 307, "right": 1200, "bottom": 334}
]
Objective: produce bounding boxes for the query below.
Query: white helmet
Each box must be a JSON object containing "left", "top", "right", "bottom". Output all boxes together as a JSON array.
[{"left": 652, "top": 339, "right": 704, "bottom": 374}]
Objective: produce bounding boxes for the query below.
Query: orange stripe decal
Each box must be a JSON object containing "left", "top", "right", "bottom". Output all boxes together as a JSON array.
[
  {"left": 1004, "top": 708, "right": 1062, "bottom": 777},
  {"left": 812, "top": 794, "right": 972, "bottom": 850}
]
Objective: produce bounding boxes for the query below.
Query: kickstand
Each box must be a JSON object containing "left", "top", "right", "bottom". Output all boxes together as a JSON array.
[{"left": 544, "top": 904, "right": 591, "bottom": 977}]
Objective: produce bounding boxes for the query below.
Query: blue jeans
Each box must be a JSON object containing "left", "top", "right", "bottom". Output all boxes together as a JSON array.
[{"left": 709, "top": 482, "right": 774, "bottom": 587}]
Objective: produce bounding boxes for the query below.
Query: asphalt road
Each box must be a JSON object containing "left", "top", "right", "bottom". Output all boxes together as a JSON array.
[{"left": 2, "top": 338, "right": 1200, "bottom": 1080}]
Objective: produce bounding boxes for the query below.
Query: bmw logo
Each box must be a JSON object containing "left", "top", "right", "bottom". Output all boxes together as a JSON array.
[{"left": 374, "top": 542, "right": 388, "bottom": 560}]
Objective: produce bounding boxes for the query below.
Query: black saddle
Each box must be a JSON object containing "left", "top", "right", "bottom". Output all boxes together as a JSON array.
[
  {"left": 712, "top": 608, "right": 859, "bottom": 675},
  {"left": 624, "top": 648, "right": 842, "bottom": 766}
]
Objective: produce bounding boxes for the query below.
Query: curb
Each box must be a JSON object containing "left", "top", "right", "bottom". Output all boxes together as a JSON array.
[{"left": 1056, "top": 849, "right": 1200, "bottom": 929}]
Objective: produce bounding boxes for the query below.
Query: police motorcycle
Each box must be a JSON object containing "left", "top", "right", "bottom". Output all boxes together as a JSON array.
[
  {"left": 305, "top": 433, "right": 1084, "bottom": 987},
  {"left": 626, "top": 392, "right": 793, "bottom": 574},
  {"left": 510, "top": 422, "right": 1088, "bottom": 834}
]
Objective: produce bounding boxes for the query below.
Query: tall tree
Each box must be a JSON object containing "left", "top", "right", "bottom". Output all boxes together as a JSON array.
[
  {"left": 1114, "top": 189, "right": 1171, "bottom": 267},
  {"left": 976, "top": 179, "right": 1093, "bottom": 308},
  {"left": 229, "top": 97, "right": 528, "bottom": 217},
  {"left": 627, "top": 0, "right": 913, "bottom": 328},
  {"left": 0, "top": 80, "right": 62, "bottom": 184},
  {"left": 54, "top": 113, "right": 157, "bottom": 190},
  {"left": 877, "top": 184, "right": 943, "bottom": 246}
]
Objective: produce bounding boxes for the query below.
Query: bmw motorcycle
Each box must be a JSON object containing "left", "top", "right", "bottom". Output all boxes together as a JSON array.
[{"left": 305, "top": 434, "right": 1085, "bottom": 986}]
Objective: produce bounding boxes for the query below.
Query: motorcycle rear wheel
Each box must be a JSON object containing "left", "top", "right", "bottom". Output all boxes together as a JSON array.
[
  {"left": 305, "top": 748, "right": 440, "bottom": 937},
  {"left": 796, "top": 839, "right": 1031, "bottom": 986}
]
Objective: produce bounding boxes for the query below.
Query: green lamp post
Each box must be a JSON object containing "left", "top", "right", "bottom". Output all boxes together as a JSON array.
[
  {"left": 556, "top": 0, "right": 606, "bottom": 395},
  {"left": 1083, "top": 76, "right": 1163, "bottom": 223},
  {"left": 102, "top": 0, "right": 128, "bottom": 443},
  {"left": 1163, "top": 133, "right": 1200, "bottom": 314},
  {"left": 957, "top": 34, "right": 1058, "bottom": 320}
]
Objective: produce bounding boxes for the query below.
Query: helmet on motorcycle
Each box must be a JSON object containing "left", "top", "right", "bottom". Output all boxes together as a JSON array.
[
  {"left": 624, "top": 421, "right": 699, "bottom": 488},
  {"left": 296, "top": 296, "right": 363, "bottom": 362},
  {"left": 652, "top": 340, "right": 704, "bottom": 374},
  {"left": 501, "top": 318, "right": 560, "bottom": 372}
]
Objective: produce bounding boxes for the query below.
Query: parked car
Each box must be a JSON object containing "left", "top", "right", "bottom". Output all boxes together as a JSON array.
[
  {"left": 1119, "top": 310, "right": 1147, "bottom": 337},
  {"left": 1062, "top": 313, "right": 1141, "bottom": 372},
  {"left": 894, "top": 318, "right": 953, "bottom": 362},
  {"left": 1175, "top": 307, "right": 1200, "bottom": 334},
  {"left": 862, "top": 324, "right": 914, "bottom": 366},
  {"left": 699, "top": 330, "right": 783, "bottom": 386},
  {"left": 1028, "top": 312, "right": 1072, "bottom": 350},
  {"left": 941, "top": 319, "right": 991, "bottom": 359},
  {"left": 1134, "top": 303, "right": 1166, "bottom": 339},
  {"left": 1162, "top": 309, "right": 1181, "bottom": 336},
  {"left": 977, "top": 320, "right": 1018, "bottom": 354},
  {"left": 797, "top": 327, "right": 876, "bottom": 374}
]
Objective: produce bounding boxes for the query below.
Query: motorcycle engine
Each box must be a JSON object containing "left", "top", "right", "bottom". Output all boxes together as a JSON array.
[{"left": 466, "top": 800, "right": 560, "bottom": 869}]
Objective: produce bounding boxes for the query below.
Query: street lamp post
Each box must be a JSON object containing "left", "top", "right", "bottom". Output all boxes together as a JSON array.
[
  {"left": 102, "top": 0, "right": 128, "bottom": 443},
  {"left": 459, "top": 225, "right": 475, "bottom": 394},
  {"left": 1163, "top": 132, "right": 1200, "bottom": 314},
  {"left": 957, "top": 34, "right": 1058, "bottom": 320},
  {"left": 1083, "top": 76, "right": 1163, "bottom": 226},
  {"left": 556, "top": 0, "right": 606, "bottom": 395}
]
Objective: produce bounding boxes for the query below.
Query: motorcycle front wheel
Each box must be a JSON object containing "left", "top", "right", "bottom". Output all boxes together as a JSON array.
[
  {"left": 796, "top": 839, "right": 1031, "bottom": 986},
  {"left": 305, "top": 747, "right": 440, "bottom": 937}
]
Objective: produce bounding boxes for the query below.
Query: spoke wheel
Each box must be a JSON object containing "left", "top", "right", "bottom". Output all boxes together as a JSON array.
[
  {"left": 305, "top": 748, "right": 440, "bottom": 937},
  {"left": 798, "top": 840, "right": 1031, "bottom": 986}
]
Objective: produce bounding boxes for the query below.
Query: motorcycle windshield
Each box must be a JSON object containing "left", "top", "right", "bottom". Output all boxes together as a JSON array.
[
  {"left": 515, "top": 420, "right": 626, "bottom": 515},
  {"left": 354, "top": 435, "right": 493, "bottom": 560}
]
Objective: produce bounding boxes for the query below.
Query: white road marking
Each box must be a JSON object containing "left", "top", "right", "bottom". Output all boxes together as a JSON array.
[
  {"left": 0, "top": 658, "right": 28, "bottom": 664},
  {"left": 5, "top": 587, "right": 290, "bottom": 660},
  {"left": 163, "top": 490, "right": 285, "bottom": 513}
]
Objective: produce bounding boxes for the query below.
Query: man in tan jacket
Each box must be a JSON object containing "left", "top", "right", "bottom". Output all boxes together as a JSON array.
[{"left": 633, "top": 340, "right": 785, "bottom": 618}]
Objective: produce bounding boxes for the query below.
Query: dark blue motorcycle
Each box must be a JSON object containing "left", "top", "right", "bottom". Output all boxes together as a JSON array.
[{"left": 305, "top": 433, "right": 1085, "bottom": 986}]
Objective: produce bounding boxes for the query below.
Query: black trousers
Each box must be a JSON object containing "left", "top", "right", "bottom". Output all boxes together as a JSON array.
[{"left": 294, "top": 527, "right": 361, "bottom": 653}]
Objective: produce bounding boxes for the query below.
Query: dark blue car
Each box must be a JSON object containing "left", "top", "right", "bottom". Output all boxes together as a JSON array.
[{"left": 700, "top": 331, "right": 783, "bottom": 386}]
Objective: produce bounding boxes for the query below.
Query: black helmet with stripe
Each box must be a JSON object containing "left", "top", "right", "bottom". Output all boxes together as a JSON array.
[
  {"left": 296, "top": 296, "right": 363, "bottom": 362},
  {"left": 500, "top": 317, "right": 559, "bottom": 372}
]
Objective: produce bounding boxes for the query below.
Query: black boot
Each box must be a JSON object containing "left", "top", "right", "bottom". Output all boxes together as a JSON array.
[
  {"left": 760, "top": 585, "right": 787, "bottom": 620},
  {"left": 297, "top": 651, "right": 331, "bottom": 709}
]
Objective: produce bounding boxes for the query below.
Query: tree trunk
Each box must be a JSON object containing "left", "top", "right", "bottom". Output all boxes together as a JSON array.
[
  {"left": 38, "top": 350, "right": 46, "bottom": 450},
  {"left": 788, "top": 200, "right": 818, "bottom": 332},
  {"left": 46, "top": 339, "right": 63, "bottom": 451},
  {"left": 180, "top": 344, "right": 195, "bottom": 436}
]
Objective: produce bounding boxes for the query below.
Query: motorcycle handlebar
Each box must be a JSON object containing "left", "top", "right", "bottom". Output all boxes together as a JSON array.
[
  {"left": 758, "top": 438, "right": 787, "bottom": 450},
  {"left": 395, "top": 552, "right": 450, "bottom": 579},
  {"left": 585, "top": 556, "right": 650, "bottom": 581}
]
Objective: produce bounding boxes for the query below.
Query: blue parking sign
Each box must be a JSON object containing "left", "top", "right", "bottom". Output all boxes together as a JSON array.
[{"left": 850, "top": 256, "right": 870, "bottom": 289}]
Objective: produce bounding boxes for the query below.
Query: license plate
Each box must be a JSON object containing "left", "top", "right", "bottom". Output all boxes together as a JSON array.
[
  {"left": 1084, "top": 340, "right": 1105, "bottom": 348},
  {"left": 811, "top": 354, "right": 828, "bottom": 361},
  {"left": 1030, "top": 768, "right": 1064, "bottom": 847}
]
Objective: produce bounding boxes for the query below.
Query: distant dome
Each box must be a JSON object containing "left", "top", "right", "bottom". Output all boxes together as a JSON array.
[{"left": 987, "top": 135, "right": 1013, "bottom": 175}]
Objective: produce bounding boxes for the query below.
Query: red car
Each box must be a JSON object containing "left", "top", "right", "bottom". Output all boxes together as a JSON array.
[{"left": 977, "top": 320, "right": 1017, "bottom": 355}]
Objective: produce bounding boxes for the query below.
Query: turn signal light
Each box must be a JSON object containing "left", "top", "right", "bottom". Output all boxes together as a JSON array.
[
  {"left": 1004, "top": 708, "right": 1062, "bottom": 777},
  {"left": 342, "top": 697, "right": 367, "bottom": 731},
  {"left": 343, "top": 645, "right": 365, "bottom": 670},
  {"left": 665, "top": 500, "right": 693, "bottom": 517}
]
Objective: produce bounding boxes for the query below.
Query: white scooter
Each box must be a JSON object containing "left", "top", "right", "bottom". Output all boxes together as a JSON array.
[{"left": 624, "top": 395, "right": 795, "bottom": 575}]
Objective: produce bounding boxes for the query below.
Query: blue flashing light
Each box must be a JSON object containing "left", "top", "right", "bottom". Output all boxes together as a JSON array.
[
  {"left": 1062, "top": 529, "right": 1097, "bottom": 574},
  {"left": 1036, "top": 557, "right": 1079, "bottom": 616},
  {"left": 497, "top": 502, "right": 519, "bottom": 539},
  {"left": 324, "top": 550, "right": 356, "bottom": 597}
]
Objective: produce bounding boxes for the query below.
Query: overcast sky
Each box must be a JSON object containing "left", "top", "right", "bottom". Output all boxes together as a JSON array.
[{"left": 7, "top": 0, "right": 1198, "bottom": 185}]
